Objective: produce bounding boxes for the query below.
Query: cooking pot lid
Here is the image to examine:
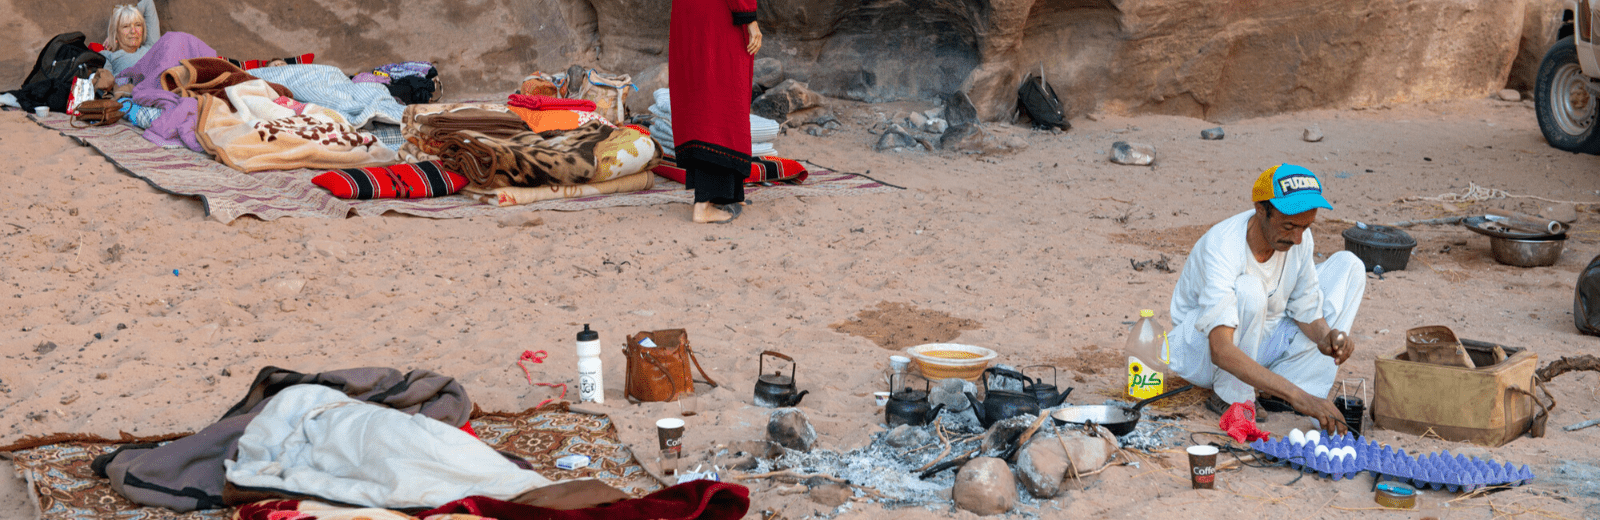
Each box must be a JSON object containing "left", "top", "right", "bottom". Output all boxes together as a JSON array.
[{"left": 1342, "top": 223, "right": 1416, "bottom": 248}]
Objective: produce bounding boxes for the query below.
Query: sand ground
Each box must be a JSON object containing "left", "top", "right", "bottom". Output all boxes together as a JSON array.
[{"left": 2, "top": 95, "right": 1599, "bottom": 518}]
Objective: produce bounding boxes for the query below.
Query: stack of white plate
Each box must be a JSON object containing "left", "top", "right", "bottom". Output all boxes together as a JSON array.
[{"left": 649, "top": 88, "right": 778, "bottom": 158}]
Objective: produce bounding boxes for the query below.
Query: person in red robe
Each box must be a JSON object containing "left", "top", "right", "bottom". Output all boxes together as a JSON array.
[{"left": 670, "top": 0, "right": 762, "bottom": 223}]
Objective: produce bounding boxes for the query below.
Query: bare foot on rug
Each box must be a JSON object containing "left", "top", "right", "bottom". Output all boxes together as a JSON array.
[{"left": 692, "top": 202, "right": 741, "bottom": 224}]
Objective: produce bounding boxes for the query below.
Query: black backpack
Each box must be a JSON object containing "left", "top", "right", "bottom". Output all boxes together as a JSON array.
[
  {"left": 1575, "top": 254, "right": 1600, "bottom": 336},
  {"left": 12, "top": 32, "right": 107, "bottom": 112},
  {"left": 1017, "top": 71, "right": 1070, "bottom": 131}
]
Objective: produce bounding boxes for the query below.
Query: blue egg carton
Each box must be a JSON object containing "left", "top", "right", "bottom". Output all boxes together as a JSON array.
[
  {"left": 1248, "top": 432, "right": 1368, "bottom": 481},
  {"left": 1248, "top": 432, "right": 1535, "bottom": 492}
]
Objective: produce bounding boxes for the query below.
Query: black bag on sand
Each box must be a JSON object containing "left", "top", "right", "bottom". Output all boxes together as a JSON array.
[
  {"left": 1017, "top": 71, "right": 1070, "bottom": 131},
  {"left": 1574, "top": 254, "right": 1600, "bottom": 335},
  {"left": 10, "top": 32, "right": 107, "bottom": 112}
]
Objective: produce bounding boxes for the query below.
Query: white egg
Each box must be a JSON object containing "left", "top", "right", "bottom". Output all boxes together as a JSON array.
[
  {"left": 1289, "top": 429, "right": 1306, "bottom": 446},
  {"left": 1306, "top": 430, "right": 1322, "bottom": 445},
  {"left": 1314, "top": 445, "right": 1330, "bottom": 458},
  {"left": 1341, "top": 446, "right": 1358, "bottom": 459}
]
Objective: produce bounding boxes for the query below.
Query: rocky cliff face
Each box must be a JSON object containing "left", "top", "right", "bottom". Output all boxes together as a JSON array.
[{"left": 2, "top": 0, "right": 1562, "bottom": 122}]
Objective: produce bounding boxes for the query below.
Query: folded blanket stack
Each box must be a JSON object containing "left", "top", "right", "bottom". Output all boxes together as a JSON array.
[
  {"left": 647, "top": 88, "right": 777, "bottom": 158},
  {"left": 396, "top": 102, "right": 524, "bottom": 163},
  {"left": 507, "top": 93, "right": 615, "bottom": 133}
]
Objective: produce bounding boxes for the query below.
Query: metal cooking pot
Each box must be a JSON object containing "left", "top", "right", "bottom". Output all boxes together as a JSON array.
[
  {"left": 1489, "top": 236, "right": 1563, "bottom": 267},
  {"left": 1050, "top": 384, "right": 1193, "bottom": 436}
]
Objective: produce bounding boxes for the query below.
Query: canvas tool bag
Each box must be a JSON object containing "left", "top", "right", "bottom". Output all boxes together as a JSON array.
[
  {"left": 624, "top": 329, "right": 719, "bottom": 402},
  {"left": 1373, "top": 339, "right": 1546, "bottom": 447}
]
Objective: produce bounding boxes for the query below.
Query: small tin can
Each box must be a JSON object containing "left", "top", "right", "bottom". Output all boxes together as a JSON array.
[
  {"left": 555, "top": 454, "right": 591, "bottom": 470},
  {"left": 1374, "top": 481, "right": 1417, "bottom": 509}
]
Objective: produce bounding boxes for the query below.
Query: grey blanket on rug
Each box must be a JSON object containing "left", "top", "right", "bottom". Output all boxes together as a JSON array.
[{"left": 92, "top": 367, "right": 471, "bottom": 512}]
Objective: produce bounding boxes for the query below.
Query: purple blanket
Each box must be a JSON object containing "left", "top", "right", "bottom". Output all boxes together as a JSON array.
[{"left": 119, "top": 32, "right": 215, "bottom": 152}]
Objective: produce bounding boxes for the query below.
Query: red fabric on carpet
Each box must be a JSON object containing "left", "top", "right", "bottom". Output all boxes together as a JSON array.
[
  {"left": 418, "top": 480, "right": 750, "bottom": 520},
  {"left": 235, "top": 499, "right": 305, "bottom": 520},
  {"left": 508, "top": 94, "right": 597, "bottom": 112},
  {"left": 652, "top": 154, "right": 808, "bottom": 185},
  {"left": 311, "top": 161, "right": 468, "bottom": 199},
  {"left": 1220, "top": 401, "right": 1271, "bottom": 443}
]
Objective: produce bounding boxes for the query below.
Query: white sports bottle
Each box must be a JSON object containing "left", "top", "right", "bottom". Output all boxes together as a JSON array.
[{"left": 576, "top": 324, "right": 603, "bottom": 403}]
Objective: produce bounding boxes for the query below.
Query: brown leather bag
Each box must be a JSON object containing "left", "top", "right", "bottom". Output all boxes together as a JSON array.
[
  {"left": 71, "top": 99, "right": 123, "bottom": 128},
  {"left": 624, "top": 329, "right": 719, "bottom": 402}
]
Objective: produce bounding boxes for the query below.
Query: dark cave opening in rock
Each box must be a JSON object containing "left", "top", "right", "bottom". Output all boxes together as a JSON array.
[{"left": 805, "top": 0, "right": 985, "bottom": 103}]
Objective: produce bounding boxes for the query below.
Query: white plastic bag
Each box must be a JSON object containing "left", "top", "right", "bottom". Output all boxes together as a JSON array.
[{"left": 66, "top": 76, "right": 95, "bottom": 116}]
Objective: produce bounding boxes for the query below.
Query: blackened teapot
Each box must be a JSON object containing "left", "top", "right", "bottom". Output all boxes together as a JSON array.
[
  {"left": 753, "top": 351, "right": 809, "bottom": 408},
  {"left": 886, "top": 373, "right": 946, "bottom": 427}
]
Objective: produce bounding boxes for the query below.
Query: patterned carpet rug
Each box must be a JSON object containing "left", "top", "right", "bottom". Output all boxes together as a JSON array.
[
  {"left": 3, "top": 405, "right": 663, "bottom": 520},
  {"left": 28, "top": 113, "right": 900, "bottom": 224}
]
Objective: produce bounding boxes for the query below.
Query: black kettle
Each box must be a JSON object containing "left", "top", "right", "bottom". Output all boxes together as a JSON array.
[
  {"left": 886, "top": 373, "right": 946, "bottom": 427},
  {"left": 1021, "top": 365, "right": 1072, "bottom": 408},
  {"left": 753, "top": 351, "right": 809, "bottom": 408},
  {"left": 964, "top": 367, "right": 1041, "bottom": 428}
]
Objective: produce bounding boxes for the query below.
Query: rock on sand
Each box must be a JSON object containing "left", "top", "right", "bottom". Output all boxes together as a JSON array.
[{"left": 953, "top": 457, "right": 1018, "bottom": 515}]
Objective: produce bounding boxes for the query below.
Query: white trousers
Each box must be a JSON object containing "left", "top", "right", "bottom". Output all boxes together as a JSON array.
[{"left": 1176, "top": 251, "right": 1366, "bottom": 404}]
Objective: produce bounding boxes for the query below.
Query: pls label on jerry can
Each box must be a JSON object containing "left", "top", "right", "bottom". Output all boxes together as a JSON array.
[
  {"left": 1127, "top": 356, "right": 1166, "bottom": 400},
  {"left": 1125, "top": 309, "right": 1172, "bottom": 400}
]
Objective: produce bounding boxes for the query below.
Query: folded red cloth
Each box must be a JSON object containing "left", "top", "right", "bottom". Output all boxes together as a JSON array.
[
  {"left": 508, "top": 94, "right": 597, "bottom": 112},
  {"left": 1220, "top": 401, "right": 1271, "bottom": 443},
  {"left": 311, "top": 161, "right": 468, "bottom": 199},
  {"left": 420, "top": 480, "right": 750, "bottom": 520}
]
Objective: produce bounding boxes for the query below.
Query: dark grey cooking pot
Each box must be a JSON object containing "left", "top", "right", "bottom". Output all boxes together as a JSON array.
[{"left": 1050, "top": 384, "right": 1193, "bottom": 436}]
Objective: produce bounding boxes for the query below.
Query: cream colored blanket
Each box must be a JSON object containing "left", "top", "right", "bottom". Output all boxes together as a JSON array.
[{"left": 197, "top": 79, "right": 397, "bottom": 172}]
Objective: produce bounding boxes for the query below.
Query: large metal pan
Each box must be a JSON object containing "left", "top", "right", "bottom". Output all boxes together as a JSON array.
[{"left": 1050, "top": 384, "right": 1194, "bottom": 436}]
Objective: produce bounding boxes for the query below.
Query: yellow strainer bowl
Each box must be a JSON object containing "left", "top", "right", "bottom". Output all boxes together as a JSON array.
[{"left": 905, "top": 343, "right": 997, "bottom": 381}]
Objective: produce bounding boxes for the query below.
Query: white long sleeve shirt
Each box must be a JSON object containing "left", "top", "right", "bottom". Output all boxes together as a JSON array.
[{"left": 1169, "top": 209, "right": 1325, "bottom": 367}]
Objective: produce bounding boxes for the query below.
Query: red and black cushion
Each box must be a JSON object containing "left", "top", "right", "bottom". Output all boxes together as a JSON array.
[
  {"left": 311, "top": 160, "right": 468, "bottom": 199},
  {"left": 651, "top": 155, "right": 808, "bottom": 185}
]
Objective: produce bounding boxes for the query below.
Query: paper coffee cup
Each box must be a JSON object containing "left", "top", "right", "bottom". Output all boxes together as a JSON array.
[
  {"left": 34, "top": 106, "right": 48, "bottom": 117},
  {"left": 889, "top": 355, "right": 910, "bottom": 373},
  {"left": 656, "top": 417, "right": 685, "bottom": 475},
  {"left": 1187, "top": 445, "right": 1219, "bottom": 489},
  {"left": 874, "top": 391, "right": 891, "bottom": 407}
]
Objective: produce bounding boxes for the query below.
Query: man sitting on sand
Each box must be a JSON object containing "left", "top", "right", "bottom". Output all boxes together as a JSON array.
[{"left": 1167, "top": 164, "right": 1366, "bottom": 434}]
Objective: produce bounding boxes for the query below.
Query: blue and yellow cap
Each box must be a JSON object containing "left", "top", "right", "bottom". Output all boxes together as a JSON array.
[{"left": 1250, "top": 164, "right": 1332, "bottom": 215}]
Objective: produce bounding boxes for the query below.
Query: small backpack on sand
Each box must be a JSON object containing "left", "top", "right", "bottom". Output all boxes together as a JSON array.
[{"left": 1017, "top": 71, "right": 1070, "bottom": 131}]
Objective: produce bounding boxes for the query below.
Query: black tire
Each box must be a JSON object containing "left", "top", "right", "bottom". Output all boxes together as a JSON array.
[{"left": 1535, "top": 36, "right": 1600, "bottom": 154}]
